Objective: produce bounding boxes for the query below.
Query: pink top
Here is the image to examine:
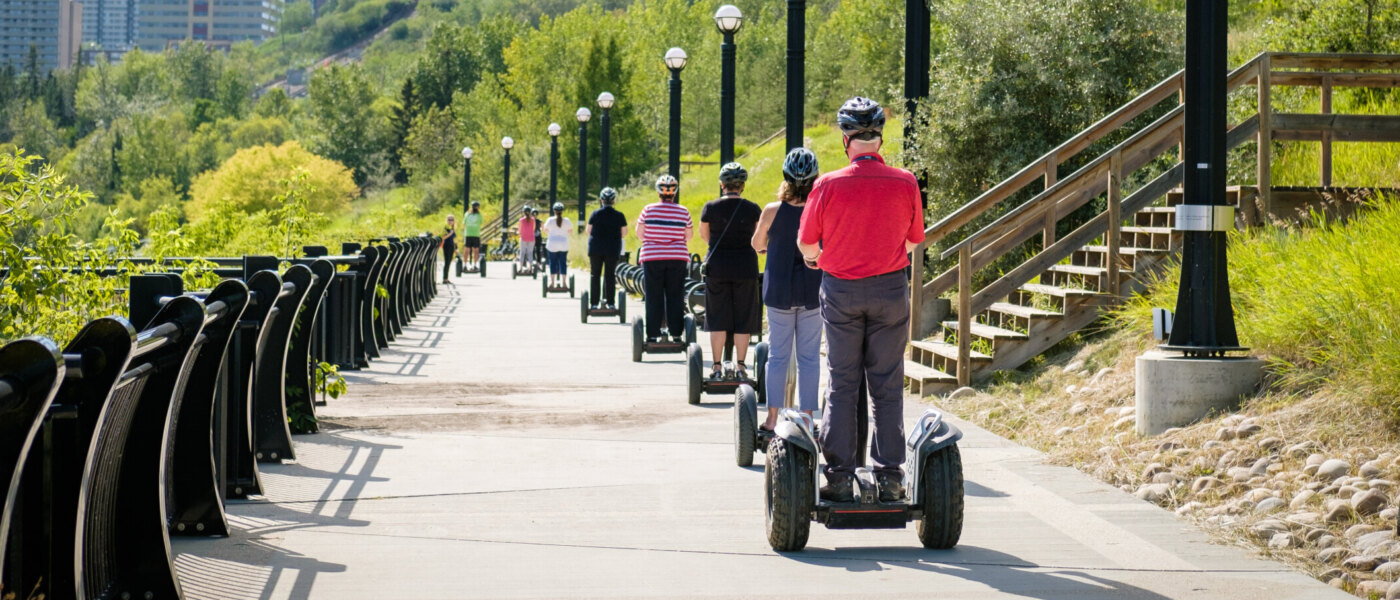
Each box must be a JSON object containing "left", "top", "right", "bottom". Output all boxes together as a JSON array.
[
  {"left": 518, "top": 216, "right": 537, "bottom": 242},
  {"left": 637, "top": 202, "right": 693, "bottom": 262}
]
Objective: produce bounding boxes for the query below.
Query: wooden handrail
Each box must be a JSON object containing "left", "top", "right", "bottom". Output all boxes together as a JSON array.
[{"left": 1269, "top": 53, "right": 1400, "bottom": 71}]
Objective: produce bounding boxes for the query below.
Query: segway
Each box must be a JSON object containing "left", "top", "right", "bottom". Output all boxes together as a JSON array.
[
  {"left": 686, "top": 333, "right": 767, "bottom": 406},
  {"left": 478, "top": 254, "right": 488, "bottom": 277},
  {"left": 543, "top": 274, "right": 576, "bottom": 298},
  {"left": 581, "top": 290, "right": 628, "bottom": 324},
  {"left": 511, "top": 260, "right": 538, "bottom": 280},
  {"left": 764, "top": 403, "right": 965, "bottom": 552},
  {"left": 736, "top": 351, "right": 799, "bottom": 467},
  {"left": 631, "top": 315, "right": 696, "bottom": 362}
]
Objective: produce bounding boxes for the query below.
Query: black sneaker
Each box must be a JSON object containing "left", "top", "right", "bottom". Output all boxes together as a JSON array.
[
  {"left": 820, "top": 476, "right": 853, "bottom": 502},
  {"left": 670, "top": 334, "right": 685, "bottom": 345},
  {"left": 646, "top": 336, "right": 660, "bottom": 344},
  {"left": 590, "top": 304, "right": 599, "bottom": 310},
  {"left": 877, "top": 472, "right": 905, "bottom": 502}
]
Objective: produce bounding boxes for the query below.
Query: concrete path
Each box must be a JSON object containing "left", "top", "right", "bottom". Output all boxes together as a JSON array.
[{"left": 172, "top": 265, "right": 1348, "bottom": 599}]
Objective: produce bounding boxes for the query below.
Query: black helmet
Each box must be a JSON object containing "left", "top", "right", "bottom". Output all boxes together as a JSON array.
[
  {"left": 837, "top": 97, "right": 885, "bottom": 140},
  {"left": 600, "top": 187, "right": 618, "bottom": 204},
  {"left": 782, "top": 148, "right": 819, "bottom": 186},
  {"left": 525, "top": 205, "right": 535, "bottom": 215},
  {"left": 470, "top": 200, "right": 480, "bottom": 208},
  {"left": 655, "top": 175, "right": 678, "bottom": 196},
  {"left": 719, "top": 162, "right": 748, "bottom": 187},
  {"left": 552, "top": 202, "right": 565, "bottom": 212}
]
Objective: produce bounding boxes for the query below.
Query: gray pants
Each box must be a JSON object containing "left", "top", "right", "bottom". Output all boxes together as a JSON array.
[{"left": 818, "top": 271, "right": 910, "bottom": 479}]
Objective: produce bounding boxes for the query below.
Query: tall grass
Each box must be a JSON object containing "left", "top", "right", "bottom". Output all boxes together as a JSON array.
[
  {"left": 1270, "top": 92, "right": 1400, "bottom": 188},
  {"left": 1116, "top": 197, "right": 1400, "bottom": 418}
]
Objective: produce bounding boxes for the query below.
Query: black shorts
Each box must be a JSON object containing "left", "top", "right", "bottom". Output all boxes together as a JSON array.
[
  {"left": 704, "top": 278, "right": 762, "bottom": 333},
  {"left": 462, "top": 236, "right": 481, "bottom": 249}
]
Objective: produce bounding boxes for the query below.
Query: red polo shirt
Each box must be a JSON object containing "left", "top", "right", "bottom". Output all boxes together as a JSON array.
[{"left": 797, "top": 153, "right": 925, "bottom": 280}]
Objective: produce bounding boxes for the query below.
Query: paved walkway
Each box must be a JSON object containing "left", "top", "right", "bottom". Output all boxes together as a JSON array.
[{"left": 172, "top": 265, "right": 1348, "bottom": 599}]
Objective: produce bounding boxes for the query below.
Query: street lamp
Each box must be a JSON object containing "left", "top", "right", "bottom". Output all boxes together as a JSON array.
[
  {"left": 500, "top": 136, "right": 514, "bottom": 246},
  {"left": 576, "top": 107, "right": 591, "bottom": 232},
  {"left": 461, "top": 146, "right": 473, "bottom": 214},
  {"left": 597, "top": 91, "right": 615, "bottom": 189},
  {"left": 548, "top": 122, "right": 561, "bottom": 209},
  {"left": 714, "top": 4, "right": 743, "bottom": 164},
  {"left": 665, "top": 47, "right": 687, "bottom": 187},
  {"left": 785, "top": 1, "right": 804, "bottom": 152}
]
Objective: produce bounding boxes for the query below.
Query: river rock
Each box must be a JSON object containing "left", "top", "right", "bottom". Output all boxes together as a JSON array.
[
  {"left": 1288, "top": 512, "right": 1320, "bottom": 525},
  {"left": 1157, "top": 440, "right": 1182, "bottom": 452},
  {"left": 1255, "top": 436, "right": 1284, "bottom": 452},
  {"left": 1228, "top": 467, "right": 1254, "bottom": 483},
  {"left": 1316, "top": 534, "right": 1339, "bottom": 549},
  {"left": 1054, "top": 426, "right": 1074, "bottom": 436},
  {"left": 1291, "top": 489, "right": 1317, "bottom": 509},
  {"left": 1387, "top": 581, "right": 1400, "bottom": 600},
  {"left": 1357, "top": 580, "right": 1390, "bottom": 597},
  {"left": 1357, "top": 531, "right": 1397, "bottom": 553},
  {"left": 1354, "top": 489, "right": 1391, "bottom": 516},
  {"left": 1308, "top": 453, "right": 1327, "bottom": 467},
  {"left": 1065, "top": 359, "right": 1084, "bottom": 372},
  {"left": 1383, "top": 508, "right": 1399, "bottom": 521},
  {"left": 1153, "top": 472, "right": 1181, "bottom": 485},
  {"left": 1235, "top": 422, "right": 1263, "bottom": 439},
  {"left": 1348, "top": 524, "right": 1382, "bottom": 539},
  {"left": 1250, "top": 457, "right": 1272, "bottom": 477},
  {"left": 1065, "top": 385, "right": 1078, "bottom": 395},
  {"left": 1252, "top": 519, "right": 1291, "bottom": 540},
  {"left": 1363, "top": 461, "right": 1385, "bottom": 478},
  {"left": 1373, "top": 480, "right": 1396, "bottom": 492},
  {"left": 1135, "top": 483, "right": 1170, "bottom": 503},
  {"left": 1345, "top": 555, "right": 1384, "bottom": 571},
  {"left": 948, "top": 386, "right": 977, "bottom": 400},
  {"left": 1112, "top": 416, "right": 1135, "bottom": 430},
  {"left": 1324, "top": 501, "right": 1354, "bottom": 524},
  {"left": 1175, "top": 501, "right": 1205, "bottom": 515},
  {"left": 1318, "top": 546, "right": 1354, "bottom": 563},
  {"left": 1340, "top": 485, "right": 1362, "bottom": 500},
  {"left": 1318, "top": 459, "right": 1352, "bottom": 481},
  {"left": 1193, "top": 476, "right": 1223, "bottom": 494},
  {"left": 1268, "top": 532, "right": 1296, "bottom": 549},
  {"left": 1216, "top": 427, "right": 1237, "bottom": 441},
  {"left": 1286, "top": 441, "right": 1318, "bottom": 458},
  {"left": 1255, "top": 497, "right": 1285, "bottom": 513},
  {"left": 1245, "top": 488, "right": 1276, "bottom": 503},
  {"left": 1069, "top": 402, "right": 1088, "bottom": 416}
]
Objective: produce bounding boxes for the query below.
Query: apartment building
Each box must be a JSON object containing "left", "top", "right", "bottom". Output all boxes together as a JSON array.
[
  {"left": 82, "top": 0, "right": 138, "bottom": 61},
  {"left": 0, "top": 0, "right": 84, "bottom": 72},
  {"left": 136, "top": 0, "right": 283, "bottom": 52}
]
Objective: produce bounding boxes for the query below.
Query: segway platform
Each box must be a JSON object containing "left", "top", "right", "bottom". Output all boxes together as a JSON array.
[
  {"left": 631, "top": 315, "right": 696, "bottom": 362},
  {"left": 543, "top": 274, "right": 576, "bottom": 298},
  {"left": 764, "top": 409, "right": 965, "bottom": 551},
  {"left": 580, "top": 290, "right": 628, "bottom": 324},
  {"left": 688, "top": 341, "right": 767, "bottom": 406},
  {"left": 511, "top": 261, "right": 538, "bottom": 279}
]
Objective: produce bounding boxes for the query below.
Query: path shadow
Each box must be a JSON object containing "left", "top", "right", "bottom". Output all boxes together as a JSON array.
[
  {"left": 783, "top": 545, "right": 1174, "bottom": 600},
  {"left": 174, "top": 432, "right": 402, "bottom": 600}
]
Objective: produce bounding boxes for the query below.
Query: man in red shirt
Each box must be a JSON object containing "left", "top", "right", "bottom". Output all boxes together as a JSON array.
[{"left": 797, "top": 97, "right": 925, "bottom": 503}]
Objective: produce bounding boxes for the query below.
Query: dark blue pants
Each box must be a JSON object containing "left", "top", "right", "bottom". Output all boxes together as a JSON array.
[
  {"left": 643, "top": 260, "right": 687, "bottom": 338},
  {"left": 818, "top": 271, "right": 909, "bottom": 479}
]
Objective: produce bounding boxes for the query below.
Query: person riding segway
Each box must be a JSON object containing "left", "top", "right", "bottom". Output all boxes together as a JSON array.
[
  {"left": 632, "top": 175, "right": 696, "bottom": 361},
  {"left": 441, "top": 213, "right": 458, "bottom": 283},
  {"left": 542, "top": 202, "right": 575, "bottom": 297},
  {"left": 764, "top": 97, "right": 964, "bottom": 551},
  {"left": 686, "top": 163, "right": 766, "bottom": 405},
  {"left": 464, "top": 201, "right": 485, "bottom": 275},
  {"left": 734, "top": 148, "right": 823, "bottom": 466},
  {"left": 513, "top": 206, "right": 539, "bottom": 279},
  {"left": 582, "top": 187, "right": 629, "bottom": 323}
]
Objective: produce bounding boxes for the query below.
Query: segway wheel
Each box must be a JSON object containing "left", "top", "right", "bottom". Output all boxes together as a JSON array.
[
  {"left": 734, "top": 385, "right": 757, "bottom": 466},
  {"left": 580, "top": 292, "right": 590, "bottom": 323},
  {"left": 456, "top": 257, "right": 463, "bottom": 277},
  {"left": 617, "top": 290, "right": 627, "bottom": 323},
  {"left": 765, "top": 437, "right": 813, "bottom": 552},
  {"left": 917, "top": 444, "right": 965, "bottom": 549},
  {"left": 686, "top": 343, "right": 703, "bottom": 405},
  {"left": 479, "top": 256, "right": 487, "bottom": 277},
  {"left": 512, "top": 263, "right": 518, "bottom": 279},
  {"left": 569, "top": 274, "right": 575, "bottom": 298},
  {"left": 541, "top": 275, "right": 548, "bottom": 298},
  {"left": 631, "top": 318, "right": 644, "bottom": 363},
  {"left": 683, "top": 314, "right": 697, "bottom": 344},
  {"left": 754, "top": 341, "right": 769, "bottom": 405}
]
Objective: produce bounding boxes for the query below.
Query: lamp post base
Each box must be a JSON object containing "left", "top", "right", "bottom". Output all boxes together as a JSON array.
[{"left": 1134, "top": 351, "right": 1263, "bottom": 436}]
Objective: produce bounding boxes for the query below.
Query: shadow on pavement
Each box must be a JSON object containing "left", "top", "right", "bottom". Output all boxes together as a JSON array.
[{"left": 783, "top": 545, "right": 1173, "bottom": 600}]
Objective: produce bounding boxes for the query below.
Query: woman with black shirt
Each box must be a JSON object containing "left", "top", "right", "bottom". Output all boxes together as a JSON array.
[
  {"left": 699, "top": 162, "right": 763, "bottom": 379},
  {"left": 441, "top": 214, "right": 458, "bottom": 284}
]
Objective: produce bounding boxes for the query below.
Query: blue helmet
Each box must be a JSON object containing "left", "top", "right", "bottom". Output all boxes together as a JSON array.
[
  {"left": 782, "top": 148, "right": 819, "bottom": 186},
  {"left": 599, "top": 187, "right": 618, "bottom": 204},
  {"left": 719, "top": 162, "right": 748, "bottom": 187},
  {"left": 837, "top": 97, "right": 885, "bottom": 140}
]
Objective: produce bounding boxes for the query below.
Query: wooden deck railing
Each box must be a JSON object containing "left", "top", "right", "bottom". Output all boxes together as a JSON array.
[{"left": 909, "top": 52, "right": 1400, "bottom": 385}]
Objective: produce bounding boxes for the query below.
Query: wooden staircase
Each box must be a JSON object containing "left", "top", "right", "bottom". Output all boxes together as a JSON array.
[{"left": 904, "top": 51, "right": 1400, "bottom": 396}]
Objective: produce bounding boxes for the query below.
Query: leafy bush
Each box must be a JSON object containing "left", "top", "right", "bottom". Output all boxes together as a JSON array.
[{"left": 186, "top": 141, "right": 357, "bottom": 220}]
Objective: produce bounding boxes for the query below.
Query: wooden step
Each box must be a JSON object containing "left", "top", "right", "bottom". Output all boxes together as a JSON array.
[
  {"left": 910, "top": 340, "right": 991, "bottom": 378},
  {"left": 1019, "top": 282, "right": 1101, "bottom": 298},
  {"left": 986, "top": 302, "right": 1061, "bottom": 319},
  {"left": 942, "top": 320, "right": 1028, "bottom": 348},
  {"left": 981, "top": 301, "right": 1062, "bottom": 335},
  {"left": 1119, "top": 226, "right": 1175, "bottom": 235},
  {"left": 904, "top": 360, "right": 957, "bottom": 397},
  {"left": 1047, "top": 264, "right": 1108, "bottom": 277},
  {"left": 1081, "top": 245, "right": 1164, "bottom": 255}
]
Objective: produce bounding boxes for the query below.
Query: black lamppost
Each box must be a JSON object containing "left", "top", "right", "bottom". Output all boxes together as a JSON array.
[
  {"left": 597, "top": 91, "right": 615, "bottom": 188},
  {"left": 576, "top": 107, "right": 591, "bottom": 233},
  {"left": 714, "top": 4, "right": 742, "bottom": 165},
  {"left": 461, "top": 146, "right": 473, "bottom": 214},
  {"left": 905, "top": 0, "right": 931, "bottom": 209},
  {"left": 1163, "top": 0, "right": 1241, "bottom": 356},
  {"left": 548, "top": 122, "right": 561, "bottom": 207},
  {"left": 786, "top": 0, "right": 804, "bottom": 151},
  {"left": 665, "top": 47, "right": 687, "bottom": 184},
  {"left": 500, "top": 136, "right": 514, "bottom": 246}
]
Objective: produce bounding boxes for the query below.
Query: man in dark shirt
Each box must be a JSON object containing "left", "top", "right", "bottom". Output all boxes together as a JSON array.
[
  {"left": 699, "top": 162, "right": 763, "bottom": 379},
  {"left": 586, "top": 187, "right": 628, "bottom": 309}
]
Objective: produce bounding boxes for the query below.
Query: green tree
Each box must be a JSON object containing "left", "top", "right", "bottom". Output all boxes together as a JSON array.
[
  {"left": 254, "top": 87, "right": 292, "bottom": 119},
  {"left": 186, "top": 140, "right": 358, "bottom": 220},
  {"left": 114, "top": 176, "right": 182, "bottom": 234},
  {"left": 400, "top": 104, "right": 459, "bottom": 183},
  {"left": 305, "top": 64, "right": 385, "bottom": 182},
  {"left": 10, "top": 100, "right": 62, "bottom": 163},
  {"left": 281, "top": 0, "right": 316, "bottom": 33}
]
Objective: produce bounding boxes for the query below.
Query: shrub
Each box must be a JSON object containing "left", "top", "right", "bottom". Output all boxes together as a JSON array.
[{"left": 186, "top": 141, "right": 357, "bottom": 220}]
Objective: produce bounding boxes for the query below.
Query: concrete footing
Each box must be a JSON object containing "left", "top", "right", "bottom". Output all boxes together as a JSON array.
[{"left": 1135, "top": 351, "right": 1264, "bottom": 436}]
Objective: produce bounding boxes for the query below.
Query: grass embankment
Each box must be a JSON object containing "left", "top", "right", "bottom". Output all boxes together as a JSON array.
[{"left": 941, "top": 198, "right": 1400, "bottom": 596}]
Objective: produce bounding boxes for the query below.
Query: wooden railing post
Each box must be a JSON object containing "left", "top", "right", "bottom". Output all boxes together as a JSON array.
[
  {"left": 909, "top": 241, "right": 925, "bottom": 341},
  {"left": 1106, "top": 152, "right": 1123, "bottom": 295},
  {"left": 956, "top": 245, "right": 972, "bottom": 387},
  {"left": 1257, "top": 54, "right": 1273, "bottom": 218},
  {"left": 1042, "top": 157, "right": 1058, "bottom": 247},
  {"left": 1320, "top": 74, "right": 1333, "bottom": 187}
]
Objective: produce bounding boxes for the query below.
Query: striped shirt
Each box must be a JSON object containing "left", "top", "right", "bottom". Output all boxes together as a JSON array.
[{"left": 638, "top": 202, "right": 693, "bottom": 262}]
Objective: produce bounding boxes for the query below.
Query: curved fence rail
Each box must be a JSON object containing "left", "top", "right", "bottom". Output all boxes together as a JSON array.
[{"left": 0, "top": 233, "right": 442, "bottom": 600}]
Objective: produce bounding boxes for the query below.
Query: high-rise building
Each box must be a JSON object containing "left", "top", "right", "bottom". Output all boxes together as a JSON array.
[
  {"left": 82, "top": 0, "right": 138, "bottom": 61},
  {"left": 136, "top": 0, "right": 283, "bottom": 53},
  {"left": 0, "top": 0, "right": 85, "bottom": 72}
]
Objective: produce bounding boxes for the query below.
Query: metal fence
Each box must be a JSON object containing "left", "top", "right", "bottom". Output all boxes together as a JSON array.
[{"left": 0, "top": 234, "right": 441, "bottom": 600}]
